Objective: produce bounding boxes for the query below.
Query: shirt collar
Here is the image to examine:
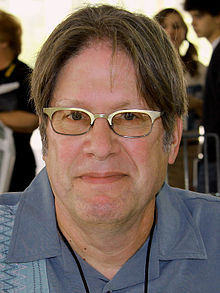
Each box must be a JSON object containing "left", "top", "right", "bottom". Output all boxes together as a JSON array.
[
  {"left": 149, "top": 183, "right": 207, "bottom": 280},
  {"left": 212, "top": 36, "right": 220, "bottom": 50},
  {"left": 7, "top": 167, "right": 61, "bottom": 262}
]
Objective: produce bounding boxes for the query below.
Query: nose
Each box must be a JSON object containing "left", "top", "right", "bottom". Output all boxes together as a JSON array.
[
  {"left": 83, "top": 118, "right": 119, "bottom": 160},
  {"left": 191, "top": 17, "right": 196, "bottom": 29},
  {"left": 166, "top": 27, "right": 172, "bottom": 37},
  {"left": 165, "top": 26, "right": 175, "bottom": 39}
]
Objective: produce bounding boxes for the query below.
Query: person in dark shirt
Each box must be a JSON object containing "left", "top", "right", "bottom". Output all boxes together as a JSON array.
[{"left": 0, "top": 9, "right": 38, "bottom": 191}]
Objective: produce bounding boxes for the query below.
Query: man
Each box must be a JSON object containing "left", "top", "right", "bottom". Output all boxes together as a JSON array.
[
  {"left": 0, "top": 10, "right": 38, "bottom": 191},
  {"left": 1, "top": 5, "right": 220, "bottom": 292},
  {"left": 183, "top": 0, "right": 220, "bottom": 193}
]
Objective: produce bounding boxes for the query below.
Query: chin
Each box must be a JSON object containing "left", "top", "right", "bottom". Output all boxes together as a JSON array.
[
  {"left": 78, "top": 201, "right": 130, "bottom": 225},
  {"left": 79, "top": 211, "right": 124, "bottom": 226}
]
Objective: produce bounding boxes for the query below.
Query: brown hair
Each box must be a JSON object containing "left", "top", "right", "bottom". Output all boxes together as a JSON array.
[
  {"left": 154, "top": 8, "right": 199, "bottom": 77},
  {"left": 184, "top": 0, "right": 220, "bottom": 16},
  {"left": 31, "top": 4, "right": 187, "bottom": 153},
  {"left": 0, "top": 10, "right": 22, "bottom": 57}
]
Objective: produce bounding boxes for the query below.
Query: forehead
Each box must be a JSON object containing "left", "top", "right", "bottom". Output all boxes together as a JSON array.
[
  {"left": 163, "top": 13, "right": 183, "bottom": 25},
  {"left": 52, "top": 41, "right": 145, "bottom": 109},
  {"left": 57, "top": 41, "right": 135, "bottom": 81},
  {"left": 189, "top": 10, "right": 207, "bottom": 17}
]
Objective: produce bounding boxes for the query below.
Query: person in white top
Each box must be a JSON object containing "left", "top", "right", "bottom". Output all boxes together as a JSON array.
[
  {"left": 155, "top": 8, "right": 207, "bottom": 190},
  {"left": 154, "top": 8, "right": 206, "bottom": 131}
]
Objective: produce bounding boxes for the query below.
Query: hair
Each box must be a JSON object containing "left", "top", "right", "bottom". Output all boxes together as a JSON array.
[
  {"left": 184, "top": 0, "right": 220, "bottom": 16},
  {"left": 154, "top": 8, "right": 199, "bottom": 77},
  {"left": 0, "top": 10, "right": 22, "bottom": 57},
  {"left": 31, "top": 4, "right": 187, "bottom": 153}
]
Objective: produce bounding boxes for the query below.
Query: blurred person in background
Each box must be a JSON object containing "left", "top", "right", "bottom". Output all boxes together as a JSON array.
[
  {"left": 184, "top": 0, "right": 220, "bottom": 193},
  {"left": 155, "top": 8, "right": 207, "bottom": 190},
  {"left": 0, "top": 9, "right": 38, "bottom": 191},
  {"left": 155, "top": 8, "right": 206, "bottom": 126}
]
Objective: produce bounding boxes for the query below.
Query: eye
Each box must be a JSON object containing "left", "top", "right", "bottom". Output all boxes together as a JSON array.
[
  {"left": 173, "top": 23, "right": 180, "bottom": 30},
  {"left": 123, "top": 112, "right": 136, "bottom": 120},
  {"left": 68, "top": 111, "right": 83, "bottom": 120}
]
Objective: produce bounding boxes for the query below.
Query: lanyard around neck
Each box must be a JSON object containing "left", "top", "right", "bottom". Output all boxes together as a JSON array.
[{"left": 66, "top": 207, "right": 157, "bottom": 293}]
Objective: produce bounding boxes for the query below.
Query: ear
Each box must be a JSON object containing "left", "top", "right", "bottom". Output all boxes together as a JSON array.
[
  {"left": 215, "top": 13, "right": 220, "bottom": 25},
  {"left": 168, "top": 117, "right": 183, "bottom": 165}
]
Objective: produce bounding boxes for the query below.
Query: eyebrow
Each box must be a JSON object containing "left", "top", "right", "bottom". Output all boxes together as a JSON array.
[{"left": 53, "top": 99, "right": 144, "bottom": 112}]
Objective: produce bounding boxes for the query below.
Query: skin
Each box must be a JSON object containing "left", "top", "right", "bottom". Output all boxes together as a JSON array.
[
  {"left": 160, "top": 13, "right": 186, "bottom": 50},
  {"left": 189, "top": 10, "right": 220, "bottom": 43},
  {"left": 44, "top": 41, "right": 182, "bottom": 278}
]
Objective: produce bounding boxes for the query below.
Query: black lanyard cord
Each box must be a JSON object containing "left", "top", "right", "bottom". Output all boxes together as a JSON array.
[
  {"left": 69, "top": 207, "right": 157, "bottom": 293},
  {"left": 71, "top": 249, "right": 90, "bottom": 293},
  {"left": 59, "top": 229, "right": 91, "bottom": 293}
]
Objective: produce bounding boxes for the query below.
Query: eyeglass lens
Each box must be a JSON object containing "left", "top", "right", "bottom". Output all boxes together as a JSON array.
[{"left": 51, "top": 109, "right": 153, "bottom": 137}]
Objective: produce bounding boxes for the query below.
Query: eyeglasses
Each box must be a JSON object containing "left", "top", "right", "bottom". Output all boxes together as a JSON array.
[{"left": 43, "top": 107, "right": 162, "bottom": 138}]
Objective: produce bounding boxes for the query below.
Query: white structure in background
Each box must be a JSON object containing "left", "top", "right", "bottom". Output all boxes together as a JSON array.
[
  {"left": 0, "top": 122, "right": 15, "bottom": 193},
  {"left": 30, "top": 128, "right": 45, "bottom": 174}
]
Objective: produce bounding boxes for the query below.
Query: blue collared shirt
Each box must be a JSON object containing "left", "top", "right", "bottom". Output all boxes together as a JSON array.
[{"left": 2, "top": 167, "right": 220, "bottom": 292}]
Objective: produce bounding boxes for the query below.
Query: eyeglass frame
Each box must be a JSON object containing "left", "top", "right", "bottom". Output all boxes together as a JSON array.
[{"left": 43, "top": 107, "right": 162, "bottom": 138}]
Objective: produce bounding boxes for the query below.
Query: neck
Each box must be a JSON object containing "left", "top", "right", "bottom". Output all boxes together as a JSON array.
[
  {"left": 208, "top": 31, "right": 220, "bottom": 44},
  {"left": 56, "top": 199, "right": 156, "bottom": 279},
  {"left": 0, "top": 48, "right": 14, "bottom": 70}
]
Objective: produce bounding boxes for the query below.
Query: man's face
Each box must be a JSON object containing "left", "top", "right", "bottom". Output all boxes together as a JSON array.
[
  {"left": 189, "top": 10, "right": 220, "bottom": 42},
  {"left": 44, "top": 41, "right": 181, "bottom": 226}
]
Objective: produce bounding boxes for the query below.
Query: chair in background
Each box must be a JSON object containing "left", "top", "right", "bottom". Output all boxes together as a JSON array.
[
  {"left": 0, "top": 121, "right": 15, "bottom": 193},
  {"left": 168, "top": 131, "right": 220, "bottom": 195}
]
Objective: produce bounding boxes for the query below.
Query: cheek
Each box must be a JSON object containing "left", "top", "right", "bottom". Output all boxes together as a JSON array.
[
  {"left": 131, "top": 134, "right": 168, "bottom": 174},
  {"left": 47, "top": 134, "right": 81, "bottom": 163},
  {"left": 124, "top": 136, "right": 163, "bottom": 171},
  {"left": 125, "top": 135, "right": 168, "bottom": 198},
  {"left": 44, "top": 134, "right": 83, "bottom": 188},
  {"left": 180, "top": 31, "right": 185, "bottom": 41},
  {"left": 45, "top": 135, "right": 83, "bottom": 193}
]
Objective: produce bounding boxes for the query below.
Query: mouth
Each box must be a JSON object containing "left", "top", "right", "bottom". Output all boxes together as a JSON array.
[{"left": 78, "top": 172, "right": 127, "bottom": 184}]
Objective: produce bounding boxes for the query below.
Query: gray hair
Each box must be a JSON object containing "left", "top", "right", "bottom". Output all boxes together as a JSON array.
[{"left": 30, "top": 4, "right": 187, "bottom": 154}]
